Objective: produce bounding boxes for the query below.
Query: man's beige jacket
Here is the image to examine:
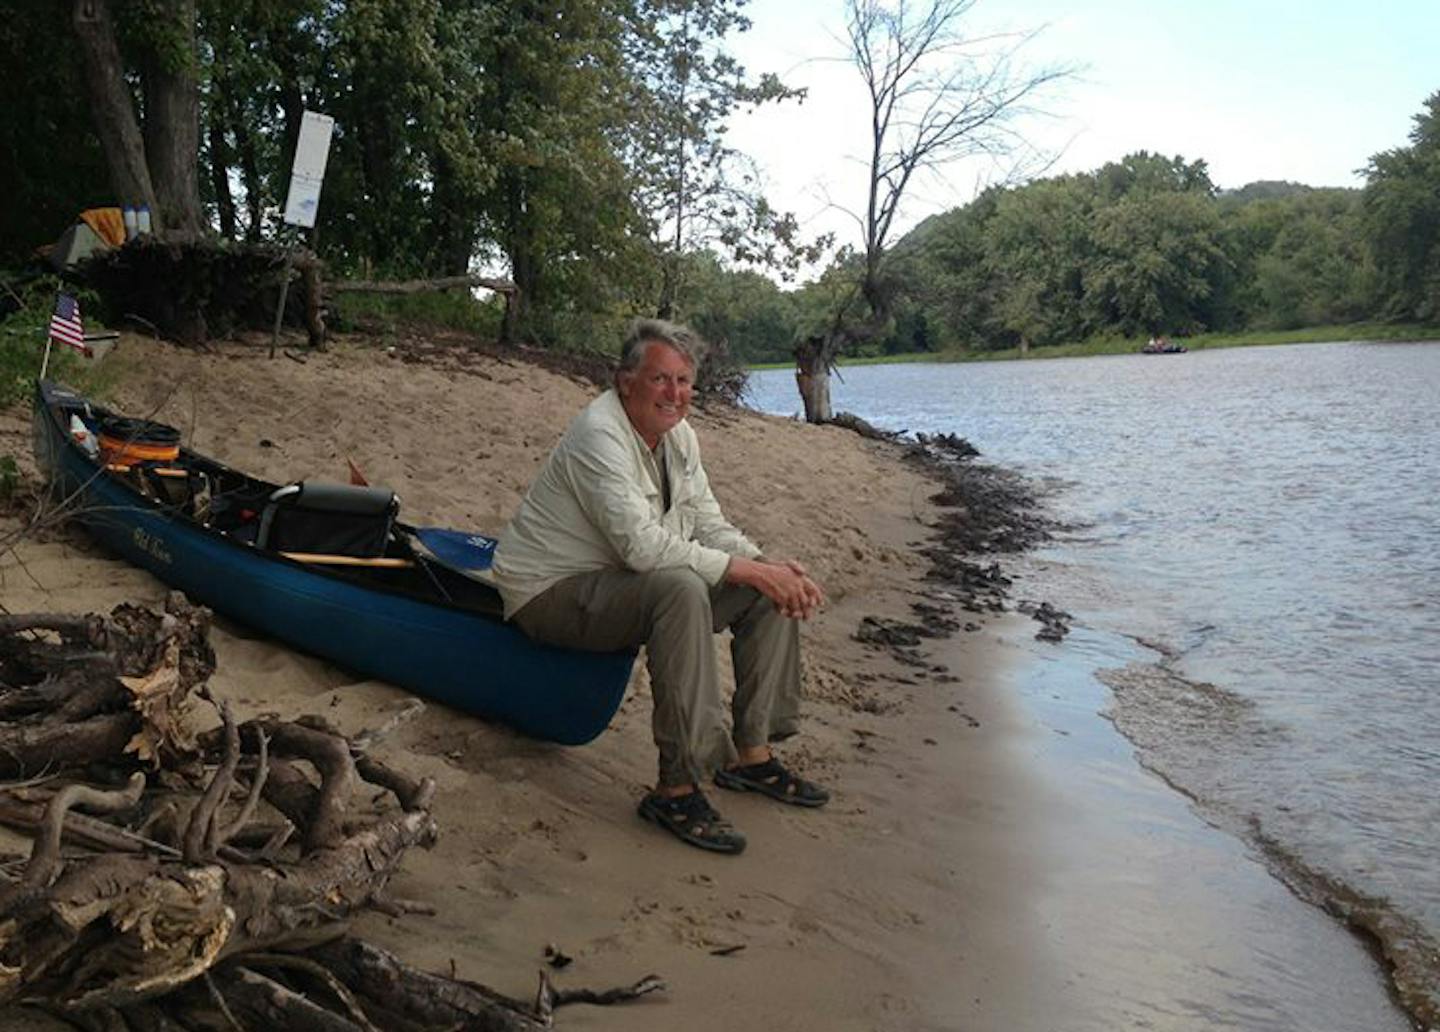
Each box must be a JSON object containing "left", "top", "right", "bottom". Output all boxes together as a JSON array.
[{"left": 492, "top": 389, "right": 761, "bottom": 619}]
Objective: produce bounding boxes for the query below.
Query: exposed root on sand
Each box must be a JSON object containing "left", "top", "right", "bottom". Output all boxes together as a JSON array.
[{"left": 0, "top": 593, "right": 661, "bottom": 1030}]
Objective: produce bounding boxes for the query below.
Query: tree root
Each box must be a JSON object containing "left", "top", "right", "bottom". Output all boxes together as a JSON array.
[
  {"left": 1, "top": 596, "right": 662, "bottom": 1028},
  {"left": 0, "top": 772, "right": 146, "bottom": 920},
  {"left": 183, "top": 701, "right": 239, "bottom": 863},
  {"left": 309, "top": 938, "right": 665, "bottom": 1032}
]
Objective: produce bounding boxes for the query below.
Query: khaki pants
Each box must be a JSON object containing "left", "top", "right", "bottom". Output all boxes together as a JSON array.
[{"left": 514, "top": 568, "right": 801, "bottom": 788}]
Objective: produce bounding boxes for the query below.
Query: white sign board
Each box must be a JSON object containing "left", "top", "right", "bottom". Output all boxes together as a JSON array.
[
  {"left": 282, "top": 175, "right": 323, "bottom": 228},
  {"left": 282, "top": 110, "right": 335, "bottom": 228},
  {"left": 292, "top": 111, "right": 334, "bottom": 180}
]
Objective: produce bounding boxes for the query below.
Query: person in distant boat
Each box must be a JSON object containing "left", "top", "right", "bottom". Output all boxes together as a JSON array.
[{"left": 492, "top": 318, "right": 829, "bottom": 855}]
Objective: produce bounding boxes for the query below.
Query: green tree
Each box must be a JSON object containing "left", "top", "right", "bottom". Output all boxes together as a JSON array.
[
  {"left": 198, "top": 0, "right": 499, "bottom": 275},
  {"left": 425, "top": 0, "right": 498, "bottom": 274},
  {"left": 625, "top": 0, "right": 815, "bottom": 319},
  {"left": 1078, "top": 153, "right": 1225, "bottom": 335},
  {"left": 1363, "top": 91, "right": 1440, "bottom": 321},
  {"left": 1083, "top": 190, "right": 1228, "bottom": 335},
  {"left": 676, "top": 251, "right": 800, "bottom": 364},
  {"left": 1251, "top": 190, "right": 1370, "bottom": 328},
  {"left": 1093, "top": 150, "right": 1214, "bottom": 202},
  {"left": 199, "top": 0, "right": 326, "bottom": 243},
  {"left": 891, "top": 191, "right": 1000, "bottom": 350},
  {"left": 326, "top": 0, "right": 454, "bottom": 273},
  {"left": 473, "top": 0, "right": 651, "bottom": 342},
  {"left": 982, "top": 175, "right": 1092, "bottom": 349}
]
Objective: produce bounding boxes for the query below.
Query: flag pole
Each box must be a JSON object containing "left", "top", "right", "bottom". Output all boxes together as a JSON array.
[{"left": 39, "top": 332, "right": 53, "bottom": 381}]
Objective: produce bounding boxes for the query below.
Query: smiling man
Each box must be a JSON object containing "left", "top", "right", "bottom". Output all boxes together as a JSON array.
[{"left": 493, "top": 318, "right": 828, "bottom": 854}]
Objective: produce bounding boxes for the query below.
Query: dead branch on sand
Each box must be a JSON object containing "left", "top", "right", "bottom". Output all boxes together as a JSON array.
[{"left": 0, "top": 592, "right": 662, "bottom": 1030}]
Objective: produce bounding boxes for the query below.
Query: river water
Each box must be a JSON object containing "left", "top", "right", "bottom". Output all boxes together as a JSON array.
[{"left": 747, "top": 340, "right": 1440, "bottom": 1023}]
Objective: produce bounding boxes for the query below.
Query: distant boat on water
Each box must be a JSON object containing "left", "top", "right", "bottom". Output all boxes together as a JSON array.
[{"left": 1141, "top": 336, "right": 1188, "bottom": 354}]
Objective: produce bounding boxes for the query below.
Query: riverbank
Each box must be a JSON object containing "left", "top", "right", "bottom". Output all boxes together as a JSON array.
[{"left": 0, "top": 333, "right": 1413, "bottom": 1030}]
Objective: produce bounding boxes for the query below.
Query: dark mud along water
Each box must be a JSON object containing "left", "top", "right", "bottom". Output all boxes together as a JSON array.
[{"left": 749, "top": 340, "right": 1440, "bottom": 1025}]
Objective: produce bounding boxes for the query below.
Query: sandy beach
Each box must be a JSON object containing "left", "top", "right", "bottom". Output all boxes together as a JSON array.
[{"left": 0, "top": 334, "right": 1412, "bottom": 1030}]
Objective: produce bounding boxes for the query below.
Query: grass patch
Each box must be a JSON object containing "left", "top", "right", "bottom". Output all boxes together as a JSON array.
[
  {"left": 0, "top": 275, "right": 118, "bottom": 409},
  {"left": 1, "top": 275, "right": 121, "bottom": 502},
  {"left": 0, "top": 454, "right": 18, "bottom": 503}
]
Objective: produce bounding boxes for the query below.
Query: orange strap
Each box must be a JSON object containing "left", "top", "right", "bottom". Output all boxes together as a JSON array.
[
  {"left": 100, "top": 438, "right": 179, "bottom": 463},
  {"left": 106, "top": 464, "right": 189, "bottom": 478}
]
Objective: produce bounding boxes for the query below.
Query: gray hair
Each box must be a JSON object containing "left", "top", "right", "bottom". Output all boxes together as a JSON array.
[{"left": 617, "top": 318, "right": 707, "bottom": 377}]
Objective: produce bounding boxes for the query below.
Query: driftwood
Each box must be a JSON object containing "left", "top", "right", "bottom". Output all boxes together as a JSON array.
[
  {"left": 0, "top": 593, "right": 661, "bottom": 1030},
  {"left": 828, "top": 411, "right": 902, "bottom": 441}
]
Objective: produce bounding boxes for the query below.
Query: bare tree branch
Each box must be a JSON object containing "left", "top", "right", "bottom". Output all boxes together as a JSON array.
[{"left": 795, "top": 0, "right": 1071, "bottom": 423}]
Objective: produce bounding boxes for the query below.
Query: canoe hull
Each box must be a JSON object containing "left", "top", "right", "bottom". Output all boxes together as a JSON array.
[{"left": 32, "top": 382, "right": 633, "bottom": 746}]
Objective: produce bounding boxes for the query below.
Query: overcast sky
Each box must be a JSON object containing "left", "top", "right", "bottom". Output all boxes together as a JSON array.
[{"left": 725, "top": 0, "right": 1440, "bottom": 255}]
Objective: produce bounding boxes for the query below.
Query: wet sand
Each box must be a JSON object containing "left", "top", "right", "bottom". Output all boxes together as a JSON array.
[
  {"left": 941, "top": 621, "right": 1410, "bottom": 1031},
  {"left": 0, "top": 334, "right": 1412, "bottom": 1029}
]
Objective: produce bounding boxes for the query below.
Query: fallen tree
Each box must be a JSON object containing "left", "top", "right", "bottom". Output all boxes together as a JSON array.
[
  {"left": 0, "top": 593, "right": 660, "bottom": 1030},
  {"left": 326, "top": 273, "right": 516, "bottom": 298}
]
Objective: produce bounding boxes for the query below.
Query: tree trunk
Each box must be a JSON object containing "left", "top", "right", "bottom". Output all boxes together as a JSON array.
[
  {"left": 504, "top": 174, "right": 540, "bottom": 343},
  {"left": 71, "top": 0, "right": 158, "bottom": 214},
  {"left": 353, "top": 81, "right": 399, "bottom": 269},
  {"left": 794, "top": 334, "right": 834, "bottom": 423},
  {"left": 269, "top": 29, "right": 306, "bottom": 176},
  {"left": 657, "top": 11, "right": 690, "bottom": 322},
  {"left": 500, "top": 289, "right": 518, "bottom": 345},
  {"left": 207, "top": 97, "right": 237, "bottom": 240},
  {"left": 430, "top": 153, "right": 478, "bottom": 276},
  {"left": 229, "top": 95, "right": 265, "bottom": 241},
  {"left": 141, "top": 0, "right": 204, "bottom": 237},
  {"left": 656, "top": 256, "right": 677, "bottom": 320},
  {"left": 0, "top": 713, "right": 139, "bottom": 779}
]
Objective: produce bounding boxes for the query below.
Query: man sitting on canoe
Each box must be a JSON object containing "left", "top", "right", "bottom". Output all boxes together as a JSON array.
[{"left": 492, "top": 318, "right": 829, "bottom": 855}]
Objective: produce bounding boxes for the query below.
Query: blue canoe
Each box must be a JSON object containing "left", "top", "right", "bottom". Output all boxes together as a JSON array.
[{"left": 31, "top": 380, "right": 634, "bottom": 745}]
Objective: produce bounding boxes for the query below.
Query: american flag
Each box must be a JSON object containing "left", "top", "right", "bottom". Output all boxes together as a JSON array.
[{"left": 48, "top": 293, "right": 89, "bottom": 355}]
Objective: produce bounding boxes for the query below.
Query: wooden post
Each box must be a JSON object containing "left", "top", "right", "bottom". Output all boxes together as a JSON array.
[
  {"left": 269, "top": 229, "right": 296, "bottom": 359},
  {"left": 301, "top": 254, "right": 326, "bottom": 350},
  {"left": 500, "top": 290, "right": 516, "bottom": 346}
]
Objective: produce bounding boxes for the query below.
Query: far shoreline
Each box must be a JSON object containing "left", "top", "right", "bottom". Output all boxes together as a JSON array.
[{"left": 748, "top": 322, "right": 1440, "bottom": 371}]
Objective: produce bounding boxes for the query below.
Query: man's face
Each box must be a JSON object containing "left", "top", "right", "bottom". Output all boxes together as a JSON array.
[{"left": 619, "top": 340, "right": 695, "bottom": 448}]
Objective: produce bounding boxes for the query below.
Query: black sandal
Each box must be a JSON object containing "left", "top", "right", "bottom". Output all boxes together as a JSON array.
[
  {"left": 714, "top": 758, "right": 830, "bottom": 808},
  {"left": 637, "top": 790, "right": 747, "bottom": 854}
]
